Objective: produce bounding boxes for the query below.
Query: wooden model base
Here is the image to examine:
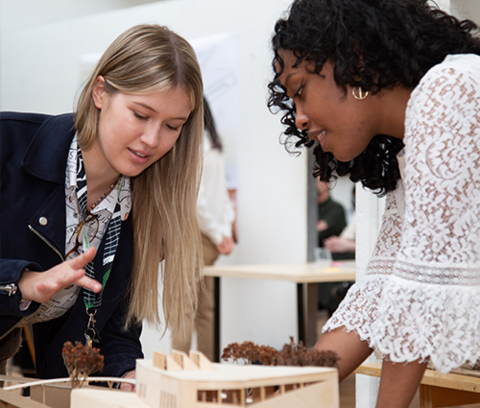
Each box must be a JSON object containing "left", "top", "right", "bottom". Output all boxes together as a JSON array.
[
  {"left": 0, "top": 376, "right": 70, "bottom": 408},
  {"left": 0, "top": 375, "right": 133, "bottom": 408}
]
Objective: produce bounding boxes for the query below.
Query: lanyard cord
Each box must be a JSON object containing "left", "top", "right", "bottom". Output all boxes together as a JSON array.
[{"left": 82, "top": 176, "right": 123, "bottom": 311}]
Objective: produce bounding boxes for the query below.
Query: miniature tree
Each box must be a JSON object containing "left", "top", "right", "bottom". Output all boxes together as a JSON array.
[
  {"left": 275, "top": 337, "right": 339, "bottom": 367},
  {"left": 222, "top": 337, "right": 339, "bottom": 368},
  {"left": 62, "top": 341, "right": 104, "bottom": 388},
  {"left": 221, "top": 341, "right": 278, "bottom": 365}
]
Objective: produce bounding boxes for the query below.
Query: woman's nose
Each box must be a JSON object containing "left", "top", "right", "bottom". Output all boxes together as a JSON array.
[
  {"left": 295, "top": 108, "right": 309, "bottom": 130},
  {"left": 141, "top": 124, "right": 161, "bottom": 148}
]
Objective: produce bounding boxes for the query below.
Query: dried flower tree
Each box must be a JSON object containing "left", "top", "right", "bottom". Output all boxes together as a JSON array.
[
  {"left": 221, "top": 341, "right": 278, "bottom": 365},
  {"left": 222, "top": 337, "right": 339, "bottom": 368},
  {"left": 276, "top": 337, "right": 339, "bottom": 367},
  {"left": 62, "top": 341, "right": 105, "bottom": 388}
]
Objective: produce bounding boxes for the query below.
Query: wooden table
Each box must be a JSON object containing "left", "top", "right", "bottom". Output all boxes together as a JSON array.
[
  {"left": 356, "top": 362, "right": 480, "bottom": 407},
  {"left": 203, "top": 261, "right": 356, "bottom": 361}
]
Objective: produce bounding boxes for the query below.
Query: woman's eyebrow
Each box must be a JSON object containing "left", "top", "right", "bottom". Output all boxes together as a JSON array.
[
  {"left": 283, "top": 72, "right": 295, "bottom": 87},
  {"left": 132, "top": 101, "right": 189, "bottom": 121},
  {"left": 133, "top": 101, "right": 157, "bottom": 113}
]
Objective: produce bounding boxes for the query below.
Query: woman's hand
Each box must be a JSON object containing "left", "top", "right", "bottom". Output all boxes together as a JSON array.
[
  {"left": 120, "top": 370, "right": 136, "bottom": 391},
  {"left": 216, "top": 236, "right": 234, "bottom": 255},
  {"left": 18, "top": 247, "right": 101, "bottom": 303},
  {"left": 323, "top": 236, "right": 355, "bottom": 253},
  {"left": 316, "top": 219, "right": 328, "bottom": 231}
]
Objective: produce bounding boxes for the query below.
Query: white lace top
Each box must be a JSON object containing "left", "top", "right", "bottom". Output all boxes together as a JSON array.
[{"left": 323, "top": 54, "right": 480, "bottom": 373}]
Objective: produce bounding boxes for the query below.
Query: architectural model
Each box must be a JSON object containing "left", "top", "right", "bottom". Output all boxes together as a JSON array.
[
  {"left": 71, "top": 349, "right": 339, "bottom": 408},
  {"left": 0, "top": 349, "right": 339, "bottom": 408}
]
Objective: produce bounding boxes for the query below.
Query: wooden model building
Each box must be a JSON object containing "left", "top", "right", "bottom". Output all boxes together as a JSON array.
[{"left": 71, "top": 350, "right": 339, "bottom": 408}]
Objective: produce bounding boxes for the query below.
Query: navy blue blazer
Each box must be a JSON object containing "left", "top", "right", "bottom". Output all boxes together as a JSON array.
[{"left": 0, "top": 111, "right": 143, "bottom": 379}]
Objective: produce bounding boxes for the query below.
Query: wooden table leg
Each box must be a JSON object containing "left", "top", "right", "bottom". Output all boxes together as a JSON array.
[
  {"left": 214, "top": 277, "right": 220, "bottom": 363},
  {"left": 305, "top": 283, "right": 318, "bottom": 347},
  {"left": 419, "top": 384, "right": 433, "bottom": 408},
  {"left": 297, "top": 283, "right": 305, "bottom": 346},
  {"left": 297, "top": 283, "right": 319, "bottom": 348}
]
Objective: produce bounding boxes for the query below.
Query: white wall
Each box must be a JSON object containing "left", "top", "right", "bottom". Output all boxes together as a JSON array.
[
  {"left": 0, "top": 0, "right": 162, "bottom": 31},
  {"left": 434, "top": 0, "right": 451, "bottom": 13},
  {"left": 0, "top": 0, "right": 302, "bottom": 356},
  {"left": 451, "top": 0, "right": 480, "bottom": 23}
]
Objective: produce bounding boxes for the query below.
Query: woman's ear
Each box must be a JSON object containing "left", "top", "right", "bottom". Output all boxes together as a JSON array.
[{"left": 92, "top": 76, "right": 106, "bottom": 109}]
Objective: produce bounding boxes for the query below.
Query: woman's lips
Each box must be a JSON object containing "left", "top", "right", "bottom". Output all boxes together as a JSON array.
[
  {"left": 129, "top": 148, "right": 150, "bottom": 163},
  {"left": 318, "top": 130, "right": 326, "bottom": 148},
  {"left": 308, "top": 129, "right": 327, "bottom": 148}
]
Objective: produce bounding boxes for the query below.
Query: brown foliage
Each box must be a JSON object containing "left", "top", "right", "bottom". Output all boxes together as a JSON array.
[
  {"left": 276, "top": 337, "right": 339, "bottom": 367},
  {"left": 62, "top": 341, "right": 104, "bottom": 388},
  {"left": 221, "top": 337, "right": 339, "bottom": 368},
  {"left": 221, "top": 341, "right": 278, "bottom": 365}
]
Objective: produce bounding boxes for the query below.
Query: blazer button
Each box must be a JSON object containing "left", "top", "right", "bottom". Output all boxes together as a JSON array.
[{"left": 39, "top": 217, "right": 48, "bottom": 226}]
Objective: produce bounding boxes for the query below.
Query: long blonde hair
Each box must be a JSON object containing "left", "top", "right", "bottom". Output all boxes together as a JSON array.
[{"left": 75, "top": 24, "right": 204, "bottom": 336}]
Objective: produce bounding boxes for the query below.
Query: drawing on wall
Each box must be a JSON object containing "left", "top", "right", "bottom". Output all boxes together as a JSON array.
[{"left": 189, "top": 32, "right": 239, "bottom": 192}]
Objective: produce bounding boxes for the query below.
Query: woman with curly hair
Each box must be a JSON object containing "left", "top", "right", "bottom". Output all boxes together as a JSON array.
[{"left": 269, "top": 0, "right": 480, "bottom": 406}]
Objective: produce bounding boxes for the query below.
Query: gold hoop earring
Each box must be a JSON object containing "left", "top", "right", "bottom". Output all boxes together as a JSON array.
[{"left": 352, "top": 87, "right": 369, "bottom": 100}]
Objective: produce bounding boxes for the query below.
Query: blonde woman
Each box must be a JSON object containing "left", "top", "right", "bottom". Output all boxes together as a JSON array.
[{"left": 0, "top": 24, "right": 203, "bottom": 390}]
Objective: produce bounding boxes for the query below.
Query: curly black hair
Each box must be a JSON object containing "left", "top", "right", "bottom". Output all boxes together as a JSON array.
[{"left": 268, "top": 0, "right": 480, "bottom": 195}]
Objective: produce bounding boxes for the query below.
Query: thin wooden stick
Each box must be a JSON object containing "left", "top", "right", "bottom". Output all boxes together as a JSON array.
[{"left": 3, "top": 376, "right": 135, "bottom": 391}]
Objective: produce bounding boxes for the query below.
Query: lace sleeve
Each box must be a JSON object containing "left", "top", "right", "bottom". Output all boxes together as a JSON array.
[
  {"left": 322, "top": 187, "right": 405, "bottom": 337},
  {"left": 365, "top": 187, "right": 404, "bottom": 278},
  {"left": 395, "top": 60, "right": 480, "bottom": 284}
]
